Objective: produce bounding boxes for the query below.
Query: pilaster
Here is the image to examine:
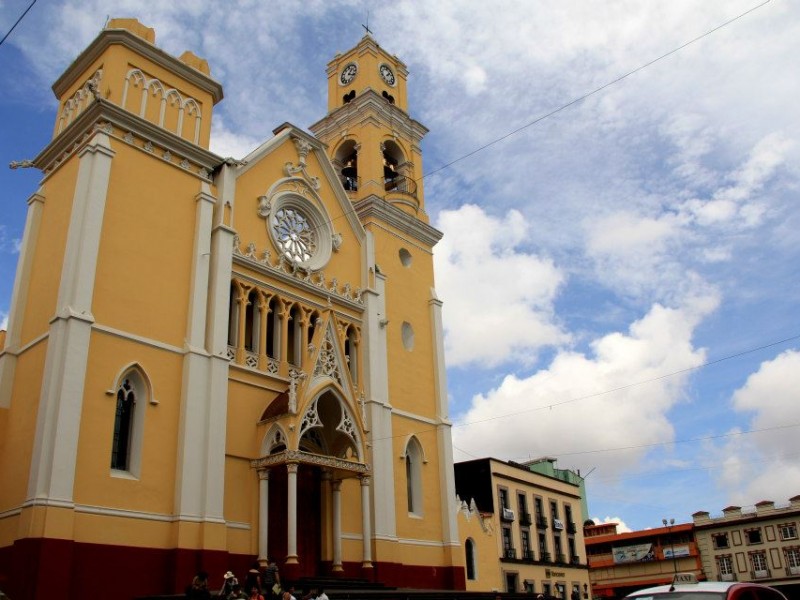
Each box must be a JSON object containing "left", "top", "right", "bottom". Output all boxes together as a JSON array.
[
  {"left": 362, "top": 238, "right": 397, "bottom": 539},
  {"left": 430, "top": 289, "right": 459, "bottom": 544},
  {"left": 0, "top": 190, "right": 45, "bottom": 408},
  {"left": 27, "top": 131, "right": 115, "bottom": 504}
]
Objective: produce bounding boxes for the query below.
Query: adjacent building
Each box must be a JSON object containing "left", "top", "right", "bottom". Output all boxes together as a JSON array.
[
  {"left": 0, "top": 19, "right": 463, "bottom": 600},
  {"left": 585, "top": 520, "right": 703, "bottom": 600},
  {"left": 693, "top": 497, "right": 800, "bottom": 598},
  {"left": 455, "top": 457, "right": 591, "bottom": 596}
]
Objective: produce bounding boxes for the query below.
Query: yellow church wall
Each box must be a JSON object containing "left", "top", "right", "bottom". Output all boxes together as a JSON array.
[
  {"left": 72, "top": 511, "right": 173, "bottom": 548},
  {"left": 19, "top": 165, "right": 79, "bottom": 345},
  {"left": 72, "top": 332, "right": 182, "bottom": 515},
  {"left": 380, "top": 237, "right": 439, "bottom": 418},
  {"left": 222, "top": 454, "right": 257, "bottom": 554},
  {"left": 92, "top": 144, "right": 198, "bottom": 348},
  {"left": 390, "top": 418, "right": 445, "bottom": 542},
  {"left": 0, "top": 340, "right": 47, "bottom": 522}
]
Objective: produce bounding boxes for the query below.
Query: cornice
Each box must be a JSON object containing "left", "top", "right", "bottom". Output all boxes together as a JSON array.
[
  {"left": 354, "top": 195, "right": 443, "bottom": 248},
  {"left": 52, "top": 28, "right": 223, "bottom": 103},
  {"left": 34, "top": 99, "right": 224, "bottom": 176},
  {"left": 309, "top": 89, "right": 428, "bottom": 143}
]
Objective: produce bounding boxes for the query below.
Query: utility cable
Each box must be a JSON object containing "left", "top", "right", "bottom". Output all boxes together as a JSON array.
[
  {"left": 0, "top": 0, "right": 37, "bottom": 47},
  {"left": 421, "top": 0, "right": 772, "bottom": 180}
]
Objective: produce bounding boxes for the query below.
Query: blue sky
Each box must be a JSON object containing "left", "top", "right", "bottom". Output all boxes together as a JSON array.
[{"left": 1, "top": 0, "right": 799, "bottom": 532}]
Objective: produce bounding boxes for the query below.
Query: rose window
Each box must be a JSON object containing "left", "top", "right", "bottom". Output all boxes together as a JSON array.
[{"left": 273, "top": 207, "right": 318, "bottom": 264}]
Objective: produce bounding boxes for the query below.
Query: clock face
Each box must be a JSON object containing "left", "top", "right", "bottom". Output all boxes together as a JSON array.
[
  {"left": 340, "top": 63, "right": 357, "bottom": 85},
  {"left": 379, "top": 64, "right": 395, "bottom": 86}
]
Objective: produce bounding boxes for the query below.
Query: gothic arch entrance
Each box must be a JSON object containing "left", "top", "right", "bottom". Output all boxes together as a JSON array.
[{"left": 253, "top": 388, "right": 371, "bottom": 579}]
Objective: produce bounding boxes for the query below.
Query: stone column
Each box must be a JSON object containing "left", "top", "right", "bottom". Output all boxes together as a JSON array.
[
  {"left": 360, "top": 475, "right": 373, "bottom": 568},
  {"left": 257, "top": 293, "right": 271, "bottom": 371},
  {"left": 234, "top": 287, "right": 249, "bottom": 364},
  {"left": 258, "top": 470, "right": 270, "bottom": 563},
  {"left": 286, "top": 462, "right": 299, "bottom": 564},
  {"left": 332, "top": 480, "right": 343, "bottom": 572}
]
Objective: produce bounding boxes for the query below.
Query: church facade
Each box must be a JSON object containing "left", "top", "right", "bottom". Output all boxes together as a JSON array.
[{"left": 0, "top": 19, "right": 463, "bottom": 600}]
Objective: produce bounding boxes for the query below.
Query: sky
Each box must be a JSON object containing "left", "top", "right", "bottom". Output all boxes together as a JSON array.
[{"left": 1, "top": 0, "right": 799, "bottom": 533}]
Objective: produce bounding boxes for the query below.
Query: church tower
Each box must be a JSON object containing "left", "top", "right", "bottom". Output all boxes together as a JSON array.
[
  {"left": 311, "top": 34, "right": 461, "bottom": 585},
  {"left": 0, "top": 22, "right": 463, "bottom": 600}
]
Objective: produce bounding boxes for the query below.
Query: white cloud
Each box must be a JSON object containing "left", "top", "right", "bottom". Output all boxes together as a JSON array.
[
  {"left": 453, "top": 297, "right": 716, "bottom": 479},
  {"left": 593, "top": 516, "right": 632, "bottom": 534},
  {"left": 0, "top": 312, "right": 7, "bottom": 331},
  {"left": 435, "top": 204, "right": 568, "bottom": 367},
  {"left": 705, "top": 351, "right": 800, "bottom": 505}
]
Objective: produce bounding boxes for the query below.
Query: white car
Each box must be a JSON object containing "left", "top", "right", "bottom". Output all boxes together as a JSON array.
[{"left": 624, "top": 573, "right": 787, "bottom": 600}]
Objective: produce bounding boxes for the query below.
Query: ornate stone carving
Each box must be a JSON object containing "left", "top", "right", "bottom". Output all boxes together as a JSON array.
[
  {"left": 332, "top": 233, "right": 343, "bottom": 252},
  {"left": 251, "top": 449, "right": 369, "bottom": 475},
  {"left": 288, "top": 368, "right": 307, "bottom": 414},
  {"left": 257, "top": 195, "right": 271, "bottom": 218},
  {"left": 299, "top": 398, "right": 322, "bottom": 437},
  {"left": 314, "top": 331, "right": 342, "bottom": 385},
  {"left": 283, "top": 136, "right": 321, "bottom": 190}
]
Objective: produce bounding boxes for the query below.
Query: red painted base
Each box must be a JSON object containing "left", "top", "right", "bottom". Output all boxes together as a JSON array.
[{"left": 0, "top": 539, "right": 466, "bottom": 600}]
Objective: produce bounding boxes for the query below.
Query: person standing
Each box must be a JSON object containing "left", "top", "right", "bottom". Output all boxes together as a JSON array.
[
  {"left": 186, "top": 571, "right": 211, "bottom": 600},
  {"left": 261, "top": 557, "right": 281, "bottom": 598},
  {"left": 244, "top": 562, "right": 263, "bottom": 596}
]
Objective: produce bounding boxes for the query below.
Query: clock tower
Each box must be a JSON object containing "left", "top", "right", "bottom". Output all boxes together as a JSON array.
[
  {"left": 311, "top": 34, "right": 428, "bottom": 219},
  {"left": 312, "top": 35, "right": 462, "bottom": 586}
]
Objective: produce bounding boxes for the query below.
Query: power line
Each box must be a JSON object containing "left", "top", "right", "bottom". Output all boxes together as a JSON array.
[
  {"left": 374, "top": 331, "right": 800, "bottom": 445},
  {"left": 0, "top": 0, "right": 37, "bottom": 48},
  {"left": 300, "top": 1, "right": 772, "bottom": 243},
  {"left": 421, "top": 0, "right": 772, "bottom": 180},
  {"left": 511, "top": 421, "right": 800, "bottom": 460},
  {"left": 450, "top": 332, "right": 800, "bottom": 431}
]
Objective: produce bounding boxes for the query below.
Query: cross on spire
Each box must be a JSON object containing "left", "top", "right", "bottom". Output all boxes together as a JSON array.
[{"left": 362, "top": 10, "right": 373, "bottom": 36}]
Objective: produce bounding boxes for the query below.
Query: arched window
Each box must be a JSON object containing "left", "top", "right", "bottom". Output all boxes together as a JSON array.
[
  {"left": 405, "top": 436, "right": 424, "bottom": 516},
  {"left": 286, "top": 304, "right": 302, "bottom": 366},
  {"left": 227, "top": 283, "right": 239, "bottom": 348},
  {"left": 266, "top": 295, "right": 278, "bottom": 358},
  {"left": 244, "top": 288, "right": 258, "bottom": 352},
  {"left": 344, "top": 325, "right": 358, "bottom": 384},
  {"left": 111, "top": 379, "right": 135, "bottom": 470},
  {"left": 110, "top": 368, "right": 149, "bottom": 476},
  {"left": 465, "top": 538, "right": 477, "bottom": 580}
]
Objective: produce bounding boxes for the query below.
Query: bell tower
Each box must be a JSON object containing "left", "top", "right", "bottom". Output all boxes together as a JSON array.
[
  {"left": 311, "top": 35, "right": 462, "bottom": 587},
  {"left": 310, "top": 34, "right": 429, "bottom": 219}
]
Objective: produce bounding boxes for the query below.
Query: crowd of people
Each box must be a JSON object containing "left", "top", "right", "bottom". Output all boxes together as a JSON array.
[{"left": 186, "top": 559, "right": 329, "bottom": 600}]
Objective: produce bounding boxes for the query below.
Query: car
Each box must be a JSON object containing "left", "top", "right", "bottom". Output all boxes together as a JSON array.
[{"left": 624, "top": 573, "right": 788, "bottom": 600}]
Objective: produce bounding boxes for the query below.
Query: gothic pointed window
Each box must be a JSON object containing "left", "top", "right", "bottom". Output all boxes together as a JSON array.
[
  {"left": 110, "top": 368, "right": 149, "bottom": 477},
  {"left": 405, "top": 436, "right": 424, "bottom": 516},
  {"left": 111, "top": 379, "right": 136, "bottom": 471}
]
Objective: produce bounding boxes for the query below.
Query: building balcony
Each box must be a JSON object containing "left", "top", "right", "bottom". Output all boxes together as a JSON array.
[
  {"left": 520, "top": 512, "right": 533, "bottom": 526},
  {"left": 570, "top": 555, "right": 581, "bottom": 566},
  {"left": 787, "top": 566, "right": 800, "bottom": 576},
  {"left": 751, "top": 569, "right": 771, "bottom": 580},
  {"left": 384, "top": 173, "right": 417, "bottom": 197},
  {"left": 555, "top": 553, "right": 567, "bottom": 564},
  {"left": 720, "top": 573, "right": 737, "bottom": 582},
  {"left": 503, "top": 548, "right": 517, "bottom": 560},
  {"left": 567, "top": 521, "right": 577, "bottom": 534},
  {"left": 540, "top": 551, "right": 551, "bottom": 563},
  {"left": 536, "top": 515, "right": 549, "bottom": 529},
  {"left": 522, "top": 549, "right": 536, "bottom": 561}
]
